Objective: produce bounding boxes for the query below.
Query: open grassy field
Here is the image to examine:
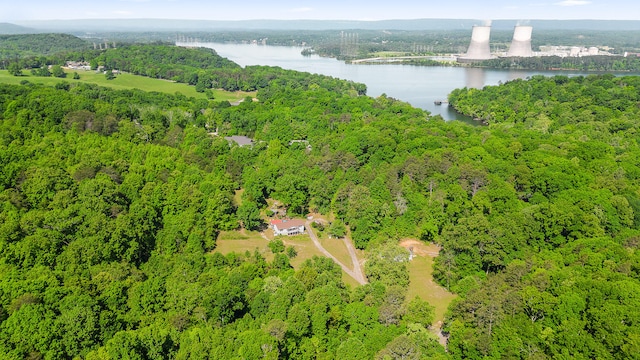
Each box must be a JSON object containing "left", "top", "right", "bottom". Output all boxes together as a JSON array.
[
  {"left": 214, "top": 226, "right": 363, "bottom": 288},
  {"left": 214, "top": 230, "right": 274, "bottom": 262},
  {"left": 400, "top": 239, "right": 457, "bottom": 326},
  {"left": 280, "top": 232, "right": 362, "bottom": 288},
  {"left": 215, "top": 230, "right": 454, "bottom": 309},
  {"left": 0, "top": 69, "right": 255, "bottom": 102},
  {"left": 318, "top": 235, "right": 351, "bottom": 269}
]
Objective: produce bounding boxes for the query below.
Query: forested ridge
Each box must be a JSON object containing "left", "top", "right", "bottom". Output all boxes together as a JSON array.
[
  {"left": 0, "top": 33, "right": 90, "bottom": 60},
  {"left": 0, "top": 43, "right": 639, "bottom": 359}
]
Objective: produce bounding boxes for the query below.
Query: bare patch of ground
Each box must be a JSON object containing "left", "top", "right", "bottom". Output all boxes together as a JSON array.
[{"left": 399, "top": 239, "right": 441, "bottom": 257}]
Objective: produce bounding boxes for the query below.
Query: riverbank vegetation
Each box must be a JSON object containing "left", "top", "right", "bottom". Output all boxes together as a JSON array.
[
  {"left": 1, "top": 43, "right": 368, "bottom": 95},
  {"left": 166, "top": 28, "right": 640, "bottom": 64},
  {"left": 5, "top": 31, "right": 640, "bottom": 74},
  {"left": 1, "top": 40, "right": 639, "bottom": 359},
  {"left": 479, "top": 55, "right": 640, "bottom": 72}
]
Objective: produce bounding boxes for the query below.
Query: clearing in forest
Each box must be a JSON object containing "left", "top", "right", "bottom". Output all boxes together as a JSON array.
[
  {"left": 399, "top": 239, "right": 457, "bottom": 326},
  {"left": 214, "top": 217, "right": 366, "bottom": 288},
  {"left": 0, "top": 69, "right": 254, "bottom": 102}
]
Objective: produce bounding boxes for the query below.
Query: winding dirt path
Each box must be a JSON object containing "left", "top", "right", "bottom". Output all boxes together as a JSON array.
[
  {"left": 341, "top": 233, "right": 367, "bottom": 285},
  {"left": 305, "top": 220, "right": 367, "bottom": 285}
]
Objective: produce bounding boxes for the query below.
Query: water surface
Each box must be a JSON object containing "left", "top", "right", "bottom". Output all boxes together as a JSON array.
[{"left": 186, "top": 42, "right": 617, "bottom": 120}]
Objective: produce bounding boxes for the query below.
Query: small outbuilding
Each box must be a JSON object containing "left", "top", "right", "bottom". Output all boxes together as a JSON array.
[{"left": 225, "top": 135, "right": 254, "bottom": 147}]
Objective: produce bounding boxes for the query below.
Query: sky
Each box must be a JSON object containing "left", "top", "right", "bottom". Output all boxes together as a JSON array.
[{"left": 3, "top": 0, "right": 640, "bottom": 22}]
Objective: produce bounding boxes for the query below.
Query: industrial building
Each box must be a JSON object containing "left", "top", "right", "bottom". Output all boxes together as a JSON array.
[
  {"left": 457, "top": 25, "right": 496, "bottom": 63},
  {"left": 507, "top": 25, "right": 533, "bottom": 57},
  {"left": 538, "top": 45, "right": 605, "bottom": 57}
]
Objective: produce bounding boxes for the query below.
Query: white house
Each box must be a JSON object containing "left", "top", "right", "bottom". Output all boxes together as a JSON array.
[{"left": 271, "top": 219, "right": 306, "bottom": 236}]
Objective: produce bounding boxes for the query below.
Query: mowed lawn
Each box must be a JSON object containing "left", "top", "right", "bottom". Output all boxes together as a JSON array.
[
  {"left": 0, "top": 69, "right": 255, "bottom": 102},
  {"left": 400, "top": 240, "right": 457, "bottom": 326},
  {"left": 215, "top": 228, "right": 363, "bottom": 288},
  {"left": 214, "top": 230, "right": 274, "bottom": 263},
  {"left": 215, "top": 230, "right": 454, "bottom": 307}
]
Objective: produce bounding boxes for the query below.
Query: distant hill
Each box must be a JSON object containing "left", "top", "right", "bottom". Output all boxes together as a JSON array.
[
  {"left": 0, "top": 33, "right": 91, "bottom": 59},
  {"left": 0, "top": 22, "right": 39, "bottom": 34},
  {"left": 13, "top": 19, "right": 640, "bottom": 32}
]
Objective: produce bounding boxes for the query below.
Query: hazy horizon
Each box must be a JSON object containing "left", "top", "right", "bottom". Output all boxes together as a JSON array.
[{"left": 4, "top": 0, "right": 640, "bottom": 23}]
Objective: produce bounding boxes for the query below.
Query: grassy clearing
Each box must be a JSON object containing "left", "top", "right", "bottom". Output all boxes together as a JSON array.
[
  {"left": 233, "top": 189, "right": 244, "bottom": 207},
  {"left": 0, "top": 69, "right": 255, "bottom": 102},
  {"left": 281, "top": 235, "right": 324, "bottom": 268},
  {"left": 341, "top": 269, "right": 362, "bottom": 288},
  {"left": 318, "top": 236, "right": 351, "bottom": 268},
  {"left": 283, "top": 234, "right": 361, "bottom": 288},
  {"left": 215, "top": 225, "right": 363, "bottom": 288},
  {"left": 400, "top": 240, "right": 457, "bottom": 326},
  {"left": 214, "top": 230, "right": 273, "bottom": 262}
]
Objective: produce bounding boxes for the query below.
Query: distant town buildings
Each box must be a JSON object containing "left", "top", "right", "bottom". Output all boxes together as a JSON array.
[{"left": 64, "top": 61, "right": 91, "bottom": 70}]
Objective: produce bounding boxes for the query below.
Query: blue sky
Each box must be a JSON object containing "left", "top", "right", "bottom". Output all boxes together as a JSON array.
[{"left": 4, "top": 0, "right": 640, "bottom": 22}]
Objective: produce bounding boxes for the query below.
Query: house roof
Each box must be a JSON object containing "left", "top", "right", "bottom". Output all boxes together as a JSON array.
[
  {"left": 224, "top": 135, "right": 253, "bottom": 147},
  {"left": 273, "top": 219, "right": 306, "bottom": 230}
]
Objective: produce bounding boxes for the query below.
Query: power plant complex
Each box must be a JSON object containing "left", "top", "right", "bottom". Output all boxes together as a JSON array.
[
  {"left": 457, "top": 23, "right": 611, "bottom": 63},
  {"left": 458, "top": 24, "right": 533, "bottom": 62}
]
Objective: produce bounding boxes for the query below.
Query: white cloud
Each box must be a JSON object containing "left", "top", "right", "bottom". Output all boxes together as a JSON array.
[
  {"left": 555, "top": 0, "right": 592, "bottom": 6},
  {"left": 112, "top": 10, "right": 133, "bottom": 15}
]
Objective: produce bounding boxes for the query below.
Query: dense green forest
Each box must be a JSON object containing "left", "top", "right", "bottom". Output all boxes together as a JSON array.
[
  {"left": 0, "top": 33, "right": 90, "bottom": 60},
  {"left": 445, "top": 74, "right": 640, "bottom": 358},
  {"left": 0, "top": 48, "right": 444, "bottom": 358},
  {"left": 1, "top": 42, "right": 640, "bottom": 359}
]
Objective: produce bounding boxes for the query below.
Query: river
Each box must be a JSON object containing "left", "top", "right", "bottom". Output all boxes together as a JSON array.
[{"left": 183, "top": 42, "right": 605, "bottom": 121}]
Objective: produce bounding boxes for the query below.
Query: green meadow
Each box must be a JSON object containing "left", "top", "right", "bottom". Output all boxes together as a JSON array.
[{"left": 0, "top": 69, "right": 255, "bottom": 102}]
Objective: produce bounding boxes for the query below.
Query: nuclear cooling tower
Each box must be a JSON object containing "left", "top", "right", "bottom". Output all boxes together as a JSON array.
[
  {"left": 458, "top": 26, "right": 495, "bottom": 63},
  {"left": 507, "top": 26, "right": 533, "bottom": 57}
]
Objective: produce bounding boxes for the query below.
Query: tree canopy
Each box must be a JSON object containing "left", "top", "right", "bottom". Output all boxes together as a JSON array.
[{"left": 1, "top": 42, "right": 640, "bottom": 359}]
